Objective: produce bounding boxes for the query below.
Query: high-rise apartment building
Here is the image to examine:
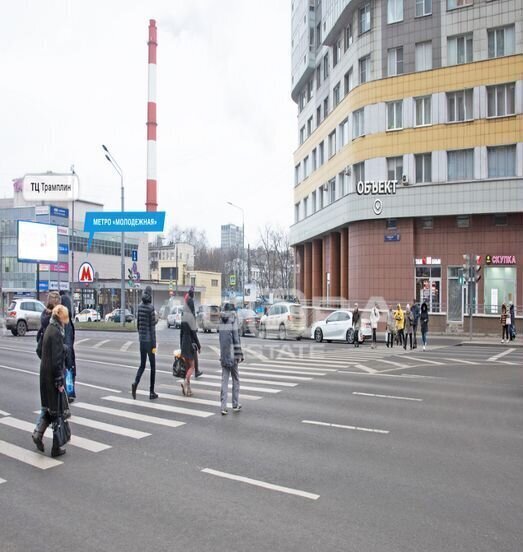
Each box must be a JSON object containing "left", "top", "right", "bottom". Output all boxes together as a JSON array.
[
  {"left": 290, "top": 0, "right": 522, "bottom": 331},
  {"left": 221, "top": 224, "right": 243, "bottom": 251}
]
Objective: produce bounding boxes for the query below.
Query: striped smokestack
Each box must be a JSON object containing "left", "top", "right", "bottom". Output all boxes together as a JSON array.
[{"left": 146, "top": 19, "right": 158, "bottom": 212}]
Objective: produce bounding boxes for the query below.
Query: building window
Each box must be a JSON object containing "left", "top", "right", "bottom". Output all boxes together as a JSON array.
[
  {"left": 316, "top": 22, "right": 322, "bottom": 47},
  {"left": 294, "top": 203, "right": 300, "bottom": 222},
  {"left": 456, "top": 215, "right": 470, "bottom": 228},
  {"left": 299, "top": 126, "right": 305, "bottom": 145},
  {"left": 353, "top": 108, "right": 364, "bottom": 138},
  {"left": 323, "top": 53, "right": 329, "bottom": 79},
  {"left": 387, "top": 47, "right": 403, "bottom": 76},
  {"left": 416, "top": 0, "right": 432, "bottom": 17},
  {"left": 303, "top": 155, "right": 310, "bottom": 179},
  {"left": 344, "top": 68, "right": 353, "bottom": 95},
  {"left": 329, "top": 179, "right": 336, "bottom": 203},
  {"left": 386, "top": 218, "right": 397, "bottom": 229},
  {"left": 333, "top": 37, "right": 342, "bottom": 67},
  {"left": 323, "top": 96, "right": 329, "bottom": 118},
  {"left": 294, "top": 164, "right": 300, "bottom": 186},
  {"left": 488, "top": 145, "right": 516, "bottom": 178},
  {"left": 387, "top": 156, "right": 403, "bottom": 181},
  {"left": 333, "top": 82, "right": 341, "bottom": 107},
  {"left": 387, "top": 100, "right": 403, "bottom": 130},
  {"left": 316, "top": 105, "right": 322, "bottom": 126},
  {"left": 488, "top": 25, "right": 515, "bottom": 58},
  {"left": 447, "top": 149, "right": 474, "bottom": 180},
  {"left": 344, "top": 24, "right": 353, "bottom": 51},
  {"left": 415, "top": 41, "right": 432, "bottom": 71},
  {"left": 307, "top": 117, "right": 313, "bottom": 137},
  {"left": 328, "top": 131, "right": 337, "bottom": 158},
  {"left": 387, "top": 0, "right": 403, "bottom": 23},
  {"left": 415, "top": 153, "right": 432, "bottom": 183},
  {"left": 299, "top": 91, "right": 305, "bottom": 112},
  {"left": 416, "top": 265, "right": 440, "bottom": 313},
  {"left": 312, "top": 191, "right": 317, "bottom": 213},
  {"left": 447, "top": 34, "right": 473, "bottom": 65},
  {"left": 447, "top": 89, "right": 473, "bottom": 122},
  {"left": 211, "top": 279, "right": 219, "bottom": 287},
  {"left": 353, "top": 162, "right": 365, "bottom": 185},
  {"left": 307, "top": 79, "right": 313, "bottom": 101},
  {"left": 494, "top": 214, "right": 507, "bottom": 226},
  {"left": 359, "top": 55, "right": 370, "bottom": 84},
  {"left": 339, "top": 171, "right": 348, "bottom": 196},
  {"left": 359, "top": 2, "right": 371, "bottom": 34},
  {"left": 420, "top": 217, "right": 433, "bottom": 230},
  {"left": 303, "top": 196, "right": 308, "bottom": 217},
  {"left": 316, "top": 65, "right": 321, "bottom": 89},
  {"left": 319, "top": 141, "right": 325, "bottom": 165},
  {"left": 487, "top": 83, "right": 515, "bottom": 117},
  {"left": 318, "top": 185, "right": 324, "bottom": 209},
  {"left": 339, "top": 118, "right": 349, "bottom": 148},
  {"left": 415, "top": 95, "right": 432, "bottom": 126},
  {"left": 447, "top": 0, "right": 473, "bottom": 10},
  {"left": 312, "top": 148, "right": 317, "bottom": 171},
  {"left": 484, "top": 266, "right": 516, "bottom": 314}
]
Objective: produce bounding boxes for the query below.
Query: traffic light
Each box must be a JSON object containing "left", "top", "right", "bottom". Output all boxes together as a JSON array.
[
  {"left": 462, "top": 254, "right": 470, "bottom": 284},
  {"left": 127, "top": 268, "right": 134, "bottom": 287},
  {"left": 473, "top": 255, "right": 482, "bottom": 283}
]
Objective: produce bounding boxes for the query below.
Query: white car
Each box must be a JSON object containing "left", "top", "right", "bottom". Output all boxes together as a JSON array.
[
  {"left": 259, "top": 302, "right": 305, "bottom": 340},
  {"left": 311, "top": 310, "right": 372, "bottom": 344},
  {"left": 167, "top": 306, "right": 183, "bottom": 329},
  {"left": 75, "top": 309, "right": 100, "bottom": 323}
]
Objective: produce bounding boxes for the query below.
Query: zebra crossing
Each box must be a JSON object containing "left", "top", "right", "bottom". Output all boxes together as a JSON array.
[{"left": 0, "top": 350, "right": 329, "bottom": 482}]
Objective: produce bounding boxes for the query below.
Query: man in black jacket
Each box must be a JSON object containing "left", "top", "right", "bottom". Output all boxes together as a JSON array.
[{"left": 132, "top": 286, "right": 158, "bottom": 400}]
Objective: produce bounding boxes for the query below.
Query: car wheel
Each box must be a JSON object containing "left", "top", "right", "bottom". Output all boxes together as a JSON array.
[
  {"left": 346, "top": 328, "right": 355, "bottom": 344},
  {"left": 11, "top": 329, "right": 18, "bottom": 336},
  {"left": 314, "top": 328, "right": 323, "bottom": 343},
  {"left": 16, "top": 320, "right": 27, "bottom": 337},
  {"left": 279, "top": 324, "right": 287, "bottom": 341},
  {"left": 87, "top": 318, "right": 92, "bottom": 322}
]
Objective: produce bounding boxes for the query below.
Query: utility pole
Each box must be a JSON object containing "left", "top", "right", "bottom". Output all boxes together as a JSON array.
[{"left": 463, "top": 253, "right": 482, "bottom": 341}]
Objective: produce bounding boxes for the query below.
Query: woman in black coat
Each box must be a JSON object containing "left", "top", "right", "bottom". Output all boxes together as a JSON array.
[
  {"left": 179, "top": 288, "right": 201, "bottom": 397},
  {"left": 32, "top": 305, "right": 70, "bottom": 458}
]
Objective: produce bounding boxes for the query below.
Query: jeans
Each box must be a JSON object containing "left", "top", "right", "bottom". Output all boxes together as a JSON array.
[
  {"left": 412, "top": 323, "right": 418, "bottom": 346},
  {"left": 221, "top": 362, "right": 240, "bottom": 410},
  {"left": 404, "top": 333, "right": 413, "bottom": 349},
  {"left": 397, "top": 329, "right": 404, "bottom": 346},
  {"left": 135, "top": 341, "right": 156, "bottom": 392},
  {"left": 502, "top": 325, "right": 509, "bottom": 340},
  {"left": 421, "top": 330, "right": 428, "bottom": 346},
  {"left": 386, "top": 331, "right": 394, "bottom": 347},
  {"left": 372, "top": 328, "right": 377, "bottom": 345}
]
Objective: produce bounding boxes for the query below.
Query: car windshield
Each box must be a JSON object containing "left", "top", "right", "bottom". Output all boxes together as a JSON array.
[{"left": 8, "top": 302, "right": 15, "bottom": 310}]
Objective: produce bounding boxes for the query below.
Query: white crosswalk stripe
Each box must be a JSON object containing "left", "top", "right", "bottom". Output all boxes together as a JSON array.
[
  {"left": 237, "top": 366, "right": 324, "bottom": 377},
  {"left": 120, "top": 341, "right": 134, "bottom": 352},
  {"left": 250, "top": 360, "right": 340, "bottom": 371},
  {"left": 189, "top": 380, "right": 281, "bottom": 393},
  {"left": 137, "top": 389, "right": 227, "bottom": 408},
  {"left": 197, "top": 374, "right": 298, "bottom": 387},
  {"left": 0, "top": 439, "right": 63, "bottom": 469},
  {"left": 102, "top": 396, "right": 214, "bottom": 418},
  {"left": 69, "top": 416, "right": 151, "bottom": 439},
  {"left": 214, "top": 370, "right": 312, "bottom": 381},
  {"left": 0, "top": 477, "right": 6, "bottom": 485}
]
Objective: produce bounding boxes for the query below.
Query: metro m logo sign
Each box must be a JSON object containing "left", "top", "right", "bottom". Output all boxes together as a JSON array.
[{"left": 78, "top": 262, "right": 94, "bottom": 283}]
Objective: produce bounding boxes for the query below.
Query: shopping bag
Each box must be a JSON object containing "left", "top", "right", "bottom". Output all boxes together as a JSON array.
[
  {"left": 172, "top": 350, "right": 186, "bottom": 379},
  {"left": 65, "top": 368, "right": 74, "bottom": 396},
  {"left": 52, "top": 392, "right": 71, "bottom": 447}
]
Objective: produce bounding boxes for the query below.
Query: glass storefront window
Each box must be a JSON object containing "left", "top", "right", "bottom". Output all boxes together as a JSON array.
[
  {"left": 416, "top": 266, "right": 441, "bottom": 313},
  {"left": 484, "top": 267, "right": 516, "bottom": 314}
]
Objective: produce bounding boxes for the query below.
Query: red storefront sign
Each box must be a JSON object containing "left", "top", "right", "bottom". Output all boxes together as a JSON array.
[{"left": 485, "top": 255, "right": 516, "bottom": 265}]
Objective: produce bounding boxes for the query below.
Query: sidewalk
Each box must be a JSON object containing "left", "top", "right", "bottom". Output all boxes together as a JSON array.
[{"left": 427, "top": 334, "right": 522, "bottom": 347}]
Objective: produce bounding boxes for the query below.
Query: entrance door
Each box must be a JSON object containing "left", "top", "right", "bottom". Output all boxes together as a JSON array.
[{"left": 447, "top": 267, "right": 464, "bottom": 323}]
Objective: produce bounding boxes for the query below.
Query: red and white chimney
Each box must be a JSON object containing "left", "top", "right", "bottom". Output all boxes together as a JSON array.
[{"left": 146, "top": 19, "right": 158, "bottom": 212}]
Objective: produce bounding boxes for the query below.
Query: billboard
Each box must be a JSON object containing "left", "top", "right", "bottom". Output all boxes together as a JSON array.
[{"left": 17, "top": 221, "right": 58, "bottom": 263}]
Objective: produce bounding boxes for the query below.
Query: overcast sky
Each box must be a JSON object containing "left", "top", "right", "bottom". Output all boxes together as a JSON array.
[{"left": 0, "top": 0, "right": 296, "bottom": 246}]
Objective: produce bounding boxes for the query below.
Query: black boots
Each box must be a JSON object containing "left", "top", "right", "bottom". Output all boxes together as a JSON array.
[{"left": 32, "top": 431, "right": 45, "bottom": 452}]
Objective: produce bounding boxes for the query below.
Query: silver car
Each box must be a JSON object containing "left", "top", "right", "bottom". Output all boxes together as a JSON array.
[{"left": 5, "top": 298, "right": 46, "bottom": 336}]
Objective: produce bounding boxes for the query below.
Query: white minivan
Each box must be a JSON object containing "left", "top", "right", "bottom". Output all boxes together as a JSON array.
[{"left": 259, "top": 302, "right": 305, "bottom": 340}]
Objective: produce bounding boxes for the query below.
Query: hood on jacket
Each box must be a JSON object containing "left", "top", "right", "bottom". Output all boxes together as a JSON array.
[
  {"left": 421, "top": 303, "right": 428, "bottom": 313},
  {"left": 142, "top": 285, "right": 153, "bottom": 304},
  {"left": 59, "top": 292, "right": 74, "bottom": 320},
  {"left": 221, "top": 303, "right": 236, "bottom": 324}
]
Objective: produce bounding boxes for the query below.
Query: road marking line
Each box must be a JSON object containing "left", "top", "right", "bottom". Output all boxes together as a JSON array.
[
  {"left": 248, "top": 362, "right": 337, "bottom": 373},
  {"left": 75, "top": 338, "right": 90, "bottom": 345},
  {"left": 158, "top": 385, "right": 262, "bottom": 400},
  {"left": 102, "top": 396, "right": 214, "bottom": 418},
  {"left": 0, "top": 417, "right": 111, "bottom": 453},
  {"left": 73, "top": 403, "right": 185, "bottom": 428},
  {"left": 240, "top": 366, "right": 326, "bottom": 376},
  {"left": 497, "top": 361, "right": 518, "bottom": 365},
  {"left": 406, "top": 357, "right": 442, "bottom": 365},
  {"left": 0, "top": 478, "right": 6, "bottom": 484},
  {"left": 280, "top": 358, "right": 350, "bottom": 366},
  {"left": 442, "top": 358, "right": 478, "bottom": 365},
  {"left": 355, "top": 364, "right": 377, "bottom": 374},
  {"left": 209, "top": 345, "right": 221, "bottom": 356},
  {"left": 136, "top": 389, "right": 222, "bottom": 407},
  {"left": 0, "top": 364, "right": 37, "bottom": 376},
  {"left": 69, "top": 416, "right": 150, "bottom": 439},
  {"left": 0, "top": 439, "right": 63, "bottom": 469},
  {"left": 76, "top": 358, "right": 135, "bottom": 369},
  {"left": 198, "top": 374, "right": 298, "bottom": 387},
  {"left": 302, "top": 420, "right": 389, "bottom": 434},
  {"left": 0, "top": 410, "right": 10, "bottom": 416},
  {"left": 120, "top": 341, "right": 134, "bottom": 352},
  {"left": 242, "top": 347, "right": 268, "bottom": 362},
  {"left": 201, "top": 468, "right": 320, "bottom": 501},
  {"left": 93, "top": 339, "right": 111, "bottom": 349},
  {"left": 275, "top": 349, "right": 296, "bottom": 357},
  {"left": 352, "top": 392, "right": 423, "bottom": 402},
  {"left": 189, "top": 380, "right": 281, "bottom": 393},
  {"left": 337, "top": 371, "right": 434, "bottom": 379},
  {"left": 375, "top": 359, "right": 410, "bottom": 368},
  {"left": 488, "top": 348, "right": 515, "bottom": 362},
  {"left": 221, "top": 370, "right": 312, "bottom": 381}
]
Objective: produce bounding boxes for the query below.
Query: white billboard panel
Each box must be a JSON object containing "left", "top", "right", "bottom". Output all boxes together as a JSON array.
[
  {"left": 17, "top": 221, "right": 58, "bottom": 263},
  {"left": 22, "top": 173, "right": 79, "bottom": 201}
]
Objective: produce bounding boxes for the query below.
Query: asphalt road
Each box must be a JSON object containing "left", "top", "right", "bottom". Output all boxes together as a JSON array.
[{"left": 0, "top": 324, "right": 522, "bottom": 552}]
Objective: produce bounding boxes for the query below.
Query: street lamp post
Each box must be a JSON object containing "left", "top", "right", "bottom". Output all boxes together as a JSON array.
[
  {"left": 102, "top": 145, "right": 126, "bottom": 326},
  {"left": 227, "top": 201, "right": 245, "bottom": 307}
]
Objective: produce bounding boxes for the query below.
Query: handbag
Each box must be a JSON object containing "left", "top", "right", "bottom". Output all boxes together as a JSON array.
[
  {"left": 52, "top": 392, "right": 72, "bottom": 447},
  {"left": 172, "top": 350, "right": 186, "bottom": 379}
]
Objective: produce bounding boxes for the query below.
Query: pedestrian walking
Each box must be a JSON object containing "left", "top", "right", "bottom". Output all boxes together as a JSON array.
[
  {"left": 500, "top": 303, "right": 509, "bottom": 343},
  {"left": 131, "top": 285, "right": 159, "bottom": 400},
  {"left": 411, "top": 299, "right": 420, "bottom": 349},
  {"left": 386, "top": 307, "right": 395, "bottom": 348},
  {"left": 404, "top": 304, "right": 414, "bottom": 350},
  {"left": 420, "top": 302, "right": 429, "bottom": 351},
  {"left": 179, "top": 287, "right": 202, "bottom": 397},
  {"left": 59, "top": 290, "right": 76, "bottom": 402},
  {"left": 352, "top": 303, "right": 361, "bottom": 347},
  {"left": 394, "top": 304, "right": 405, "bottom": 347},
  {"left": 219, "top": 303, "right": 244, "bottom": 415},
  {"left": 32, "top": 305, "right": 71, "bottom": 458},
  {"left": 509, "top": 303, "right": 516, "bottom": 341},
  {"left": 36, "top": 291, "right": 61, "bottom": 357},
  {"left": 370, "top": 303, "right": 380, "bottom": 349}
]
